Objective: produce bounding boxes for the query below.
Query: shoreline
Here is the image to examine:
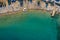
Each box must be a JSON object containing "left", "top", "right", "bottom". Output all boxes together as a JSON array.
[
  {"left": 0, "top": 9, "right": 60, "bottom": 17},
  {"left": 0, "top": 10, "right": 36, "bottom": 16}
]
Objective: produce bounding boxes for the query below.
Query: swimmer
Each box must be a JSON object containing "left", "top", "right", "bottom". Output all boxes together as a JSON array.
[{"left": 23, "top": 8, "right": 27, "bottom": 12}]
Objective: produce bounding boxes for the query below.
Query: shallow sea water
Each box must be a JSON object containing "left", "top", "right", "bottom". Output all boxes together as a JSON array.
[{"left": 0, "top": 10, "right": 59, "bottom": 40}]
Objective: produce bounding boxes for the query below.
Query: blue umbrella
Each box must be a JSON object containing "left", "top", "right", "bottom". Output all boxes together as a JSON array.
[
  {"left": 11, "top": 0, "right": 16, "bottom": 2},
  {"left": 55, "top": 0, "right": 60, "bottom": 2}
]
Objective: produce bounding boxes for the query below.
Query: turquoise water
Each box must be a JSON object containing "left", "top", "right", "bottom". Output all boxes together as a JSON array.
[
  {"left": 52, "top": 14, "right": 60, "bottom": 40},
  {"left": 0, "top": 11, "right": 59, "bottom": 40}
]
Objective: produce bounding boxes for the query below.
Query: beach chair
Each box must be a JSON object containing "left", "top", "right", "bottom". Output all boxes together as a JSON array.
[
  {"left": 32, "top": 0, "right": 37, "bottom": 9},
  {"left": 0, "top": 7, "right": 8, "bottom": 13},
  {"left": 58, "top": 7, "right": 60, "bottom": 12},
  {"left": 3, "top": 7, "right": 8, "bottom": 13},
  {"left": 35, "top": 1, "right": 40, "bottom": 10},
  {"left": 54, "top": 1, "right": 60, "bottom": 14},
  {"left": 28, "top": 2, "right": 33, "bottom": 9},
  {"left": 40, "top": 1, "right": 46, "bottom": 10},
  {"left": 46, "top": 3, "right": 54, "bottom": 12},
  {"left": 11, "top": 1, "right": 20, "bottom": 12},
  {"left": 7, "top": 5, "right": 13, "bottom": 12},
  {"left": 56, "top": 6, "right": 60, "bottom": 14}
]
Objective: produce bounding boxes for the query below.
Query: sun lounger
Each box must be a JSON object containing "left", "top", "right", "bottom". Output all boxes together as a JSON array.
[
  {"left": 28, "top": 2, "right": 33, "bottom": 9},
  {"left": 7, "top": 5, "right": 13, "bottom": 12},
  {"left": 11, "top": 1, "right": 20, "bottom": 12},
  {"left": 0, "top": 7, "right": 8, "bottom": 13},
  {"left": 40, "top": 1, "right": 46, "bottom": 10}
]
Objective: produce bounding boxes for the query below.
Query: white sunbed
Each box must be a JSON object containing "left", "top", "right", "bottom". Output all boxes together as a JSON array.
[
  {"left": 0, "top": 7, "right": 8, "bottom": 13},
  {"left": 7, "top": 5, "right": 13, "bottom": 12},
  {"left": 55, "top": 3, "right": 60, "bottom": 13},
  {"left": 12, "top": 1, "right": 20, "bottom": 12},
  {"left": 13, "top": 7, "right": 20, "bottom": 12}
]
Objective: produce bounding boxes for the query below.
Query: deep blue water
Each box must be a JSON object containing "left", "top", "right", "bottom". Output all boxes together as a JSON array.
[{"left": 0, "top": 11, "right": 58, "bottom": 40}]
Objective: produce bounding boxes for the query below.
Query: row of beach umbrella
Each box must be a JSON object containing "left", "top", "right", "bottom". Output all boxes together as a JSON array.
[{"left": 0, "top": 0, "right": 60, "bottom": 13}]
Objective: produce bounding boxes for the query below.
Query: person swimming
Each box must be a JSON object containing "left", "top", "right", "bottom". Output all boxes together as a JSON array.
[{"left": 23, "top": 8, "right": 27, "bottom": 12}]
